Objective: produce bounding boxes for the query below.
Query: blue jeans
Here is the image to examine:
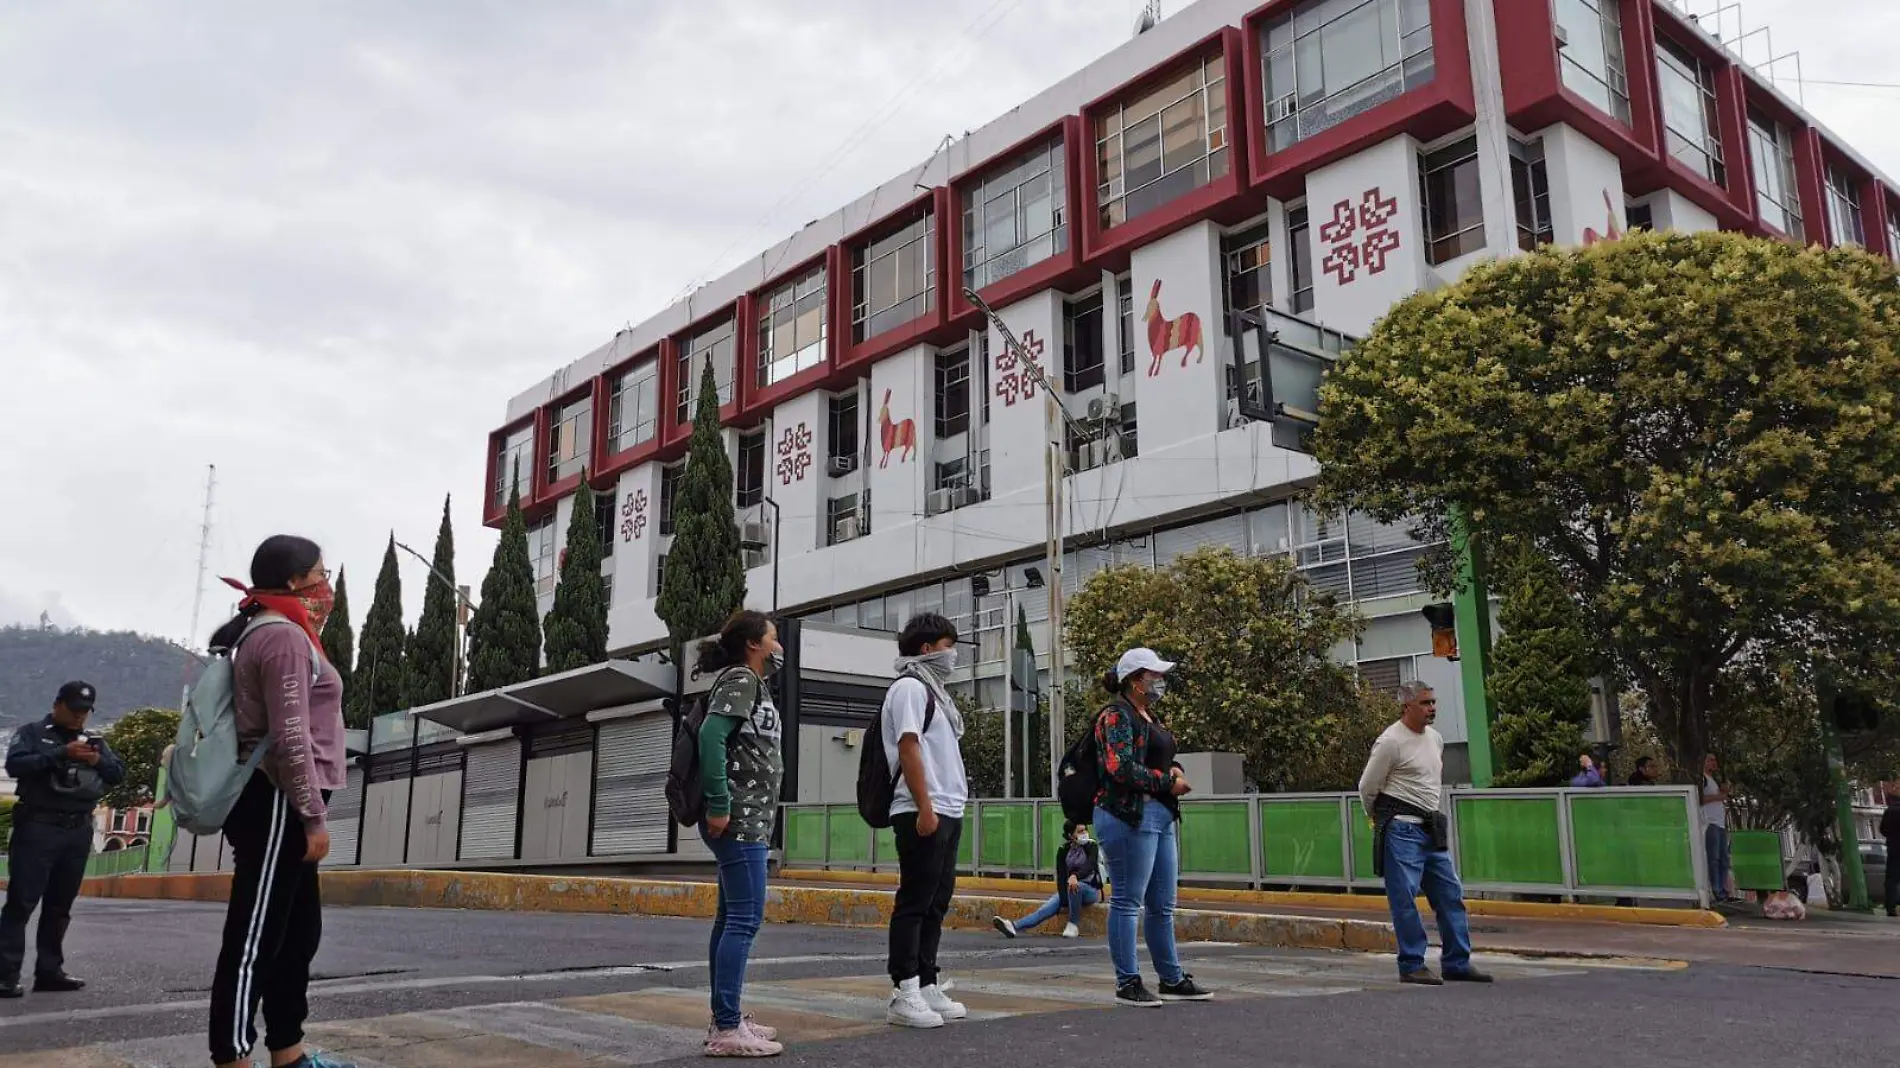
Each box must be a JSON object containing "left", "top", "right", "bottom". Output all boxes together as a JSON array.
[
  {"left": 1704, "top": 824, "right": 1731, "bottom": 900},
  {"left": 703, "top": 828, "right": 769, "bottom": 1030},
  {"left": 1382, "top": 820, "right": 1473, "bottom": 976},
  {"left": 1093, "top": 803, "right": 1183, "bottom": 987},
  {"left": 1015, "top": 883, "right": 1100, "bottom": 931}
]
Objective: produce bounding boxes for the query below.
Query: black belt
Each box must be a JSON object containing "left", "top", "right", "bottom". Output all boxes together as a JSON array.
[{"left": 13, "top": 806, "right": 92, "bottom": 829}]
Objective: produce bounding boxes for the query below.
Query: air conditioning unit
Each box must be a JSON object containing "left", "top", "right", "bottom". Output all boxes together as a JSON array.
[
  {"left": 739, "top": 520, "right": 769, "bottom": 547},
  {"left": 1086, "top": 393, "right": 1122, "bottom": 423},
  {"left": 926, "top": 488, "right": 956, "bottom": 516},
  {"left": 836, "top": 515, "right": 862, "bottom": 542},
  {"left": 1081, "top": 440, "right": 1107, "bottom": 470},
  {"left": 1226, "top": 397, "right": 1249, "bottom": 430},
  {"left": 829, "top": 455, "right": 859, "bottom": 476},
  {"left": 1101, "top": 435, "right": 1125, "bottom": 464},
  {"left": 1554, "top": 23, "right": 1571, "bottom": 48},
  {"left": 950, "top": 485, "right": 980, "bottom": 509},
  {"left": 742, "top": 546, "right": 770, "bottom": 569}
]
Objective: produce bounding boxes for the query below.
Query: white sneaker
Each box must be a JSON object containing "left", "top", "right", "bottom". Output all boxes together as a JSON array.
[
  {"left": 1062, "top": 922, "right": 1079, "bottom": 939},
  {"left": 992, "top": 916, "right": 1018, "bottom": 939},
  {"left": 887, "top": 978, "right": 945, "bottom": 1029},
  {"left": 920, "top": 983, "right": 968, "bottom": 1021}
]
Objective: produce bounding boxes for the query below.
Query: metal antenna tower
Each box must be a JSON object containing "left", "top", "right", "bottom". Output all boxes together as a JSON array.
[{"left": 181, "top": 464, "right": 216, "bottom": 708}]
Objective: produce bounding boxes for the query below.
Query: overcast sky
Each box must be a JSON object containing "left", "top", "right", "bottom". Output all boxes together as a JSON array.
[{"left": 2, "top": 0, "right": 1896, "bottom": 646}]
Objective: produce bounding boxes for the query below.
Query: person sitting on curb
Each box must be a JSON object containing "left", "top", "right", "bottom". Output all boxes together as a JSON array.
[{"left": 993, "top": 821, "right": 1104, "bottom": 940}]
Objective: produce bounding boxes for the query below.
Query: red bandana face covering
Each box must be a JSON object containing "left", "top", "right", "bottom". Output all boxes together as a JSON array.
[{"left": 220, "top": 576, "right": 329, "bottom": 654}]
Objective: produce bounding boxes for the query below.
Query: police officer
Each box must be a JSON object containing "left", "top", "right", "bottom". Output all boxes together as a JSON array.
[{"left": 1, "top": 681, "right": 124, "bottom": 998}]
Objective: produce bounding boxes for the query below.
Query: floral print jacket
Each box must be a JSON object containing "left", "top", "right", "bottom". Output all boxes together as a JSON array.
[{"left": 1092, "top": 698, "right": 1177, "bottom": 827}]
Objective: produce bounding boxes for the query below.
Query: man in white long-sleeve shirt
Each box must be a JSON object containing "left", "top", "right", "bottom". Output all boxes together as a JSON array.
[{"left": 1358, "top": 682, "right": 1491, "bottom": 986}]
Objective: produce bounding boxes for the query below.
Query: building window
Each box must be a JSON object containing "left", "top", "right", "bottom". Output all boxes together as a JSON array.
[
  {"left": 1287, "top": 206, "right": 1315, "bottom": 313},
  {"left": 933, "top": 457, "right": 968, "bottom": 494},
  {"left": 827, "top": 392, "right": 860, "bottom": 475},
  {"left": 1746, "top": 109, "right": 1802, "bottom": 240},
  {"left": 736, "top": 431, "right": 766, "bottom": 508},
  {"left": 607, "top": 359, "right": 660, "bottom": 453},
  {"left": 827, "top": 493, "right": 864, "bottom": 546},
  {"left": 1826, "top": 164, "right": 1865, "bottom": 247},
  {"left": 1097, "top": 54, "right": 1229, "bottom": 229},
  {"left": 1063, "top": 291, "right": 1106, "bottom": 394},
  {"left": 602, "top": 570, "right": 615, "bottom": 609},
  {"left": 1261, "top": 0, "right": 1435, "bottom": 153},
  {"left": 1420, "top": 136, "right": 1486, "bottom": 265},
  {"left": 1223, "top": 223, "right": 1272, "bottom": 325},
  {"left": 963, "top": 136, "right": 1068, "bottom": 291},
  {"left": 1626, "top": 200, "right": 1654, "bottom": 231},
  {"left": 1554, "top": 0, "right": 1630, "bottom": 123},
  {"left": 659, "top": 465, "right": 682, "bottom": 537},
  {"left": 677, "top": 319, "right": 736, "bottom": 424},
  {"left": 654, "top": 553, "right": 667, "bottom": 597},
  {"left": 935, "top": 346, "right": 970, "bottom": 438},
  {"left": 1510, "top": 139, "right": 1553, "bottom": 250},
  {"left": 593, "top": 490, "right": 615, "bottom": 552},
  {"left": 547, "top": 396, "right": 592, "bottom": 484},
  {"left": 493, "top": 425, "right": 533, "bottom": 508},
  {"left": 1888, "top": 209, "right": 1900, "bottom": 266},
  {"left": 1656, "top": 37, "right": 1724, "bottom": 187},
  {"left": 854, "top": 211, "right": 934, "bottom": 341},
  {"left": 1116, "top": 273, "right": 1136, "bottom": 375},
  {"left": 527, "top": 516, "right": 558, "bottom": 598},
  {"left": 137, "top": 810, "right": 152, "bottom": 833},
  {"left": 758, "top": 266, "right": 828, "bottom": 388},
  {"left": 1356, "top": 655, "right": 1418, "bottom": 697},
  {"left": 1119, "top": 402, "right": 1140, "bottom": 460}
]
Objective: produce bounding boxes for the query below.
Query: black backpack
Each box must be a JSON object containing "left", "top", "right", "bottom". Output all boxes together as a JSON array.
[
  {"left": 1057, "top": 705, "right": 1121, "bottom": 824},
  {"left": 856, "top": 676, "right": 937, "bottom": 829},
  {"left": 665, "top": 668, "right": 762, "bottom": 827}
]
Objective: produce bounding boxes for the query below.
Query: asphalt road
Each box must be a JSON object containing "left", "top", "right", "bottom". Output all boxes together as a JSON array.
[{"left": 1, "top": 898, "right": 1895, "bottom": 1066}]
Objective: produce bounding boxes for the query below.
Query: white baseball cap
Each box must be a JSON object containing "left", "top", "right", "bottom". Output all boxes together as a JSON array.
[{"left": 1115, "top": 647, "right": 1175, "bottom": 682}]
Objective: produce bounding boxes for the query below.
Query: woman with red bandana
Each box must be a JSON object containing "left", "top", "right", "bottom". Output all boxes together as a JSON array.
[{"left": 205, "top": 535, "right": 354, "bottom": 1068}]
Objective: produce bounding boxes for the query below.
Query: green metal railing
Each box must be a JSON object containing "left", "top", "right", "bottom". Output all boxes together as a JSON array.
[{"left": 782, "top": 786, "right": 1713, "bottom": 906}]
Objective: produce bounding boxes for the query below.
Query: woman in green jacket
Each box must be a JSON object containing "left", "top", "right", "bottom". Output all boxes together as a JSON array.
[{"left": 695, "top": 610, "right": 784, "bottom": 1057}]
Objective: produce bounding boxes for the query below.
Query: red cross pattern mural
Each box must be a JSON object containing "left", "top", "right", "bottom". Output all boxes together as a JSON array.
[
  {"left": 994, "top": 328, "right": 1046, "bottom": 408},
  {"left": 619, "top": 489, "right": 649, "bottom": 542},
  {"left": 1320, "top": 188, "right": 1402, "bottom": 286},
  {"left": 776, "top": 421, "right": 814, "bottom": 485}
]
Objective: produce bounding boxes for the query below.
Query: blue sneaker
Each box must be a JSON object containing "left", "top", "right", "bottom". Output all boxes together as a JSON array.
[{"left": 292, "top": 1053, "right": 361, "bottom": 1068}]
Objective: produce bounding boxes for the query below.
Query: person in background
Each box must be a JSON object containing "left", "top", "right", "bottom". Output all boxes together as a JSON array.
[
  {"left": 993, "top": 820, "right": 1103, "bottom": 940},
  {"left": 1093, "top": 648, "right": 1211, "bottom": 1008},
  {"left": 0, "top": 681, "right": 124, "bottom": 998},
  {"left": 1570, "top": 754, "right": 1607, "bottom": 789},
  {"left": 694, "top": 610, "right": 786, "bottom": 1058},
  {"left": 1880, "top": 794, "right": 1898, "bottom": 918},
  {"left": 1359, "top": 682, "right": 1493, "bottom": 986},
  {"left": 207, "top": 536, "right": 352, "bottom": 1068},
  {"left": 1626, "top": 756, "right": 1659, "bottom": 786},
  {"left": 1701, "top": 754, "right": 1735, "bottom": 903},
  {"left": 883, "top": 614, "right": 970, "bottom": 1030}
]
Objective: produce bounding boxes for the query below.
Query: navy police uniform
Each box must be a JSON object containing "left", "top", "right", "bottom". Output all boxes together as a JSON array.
[{"left": 1, "top": 681, "right": 124, "bottom": 997}]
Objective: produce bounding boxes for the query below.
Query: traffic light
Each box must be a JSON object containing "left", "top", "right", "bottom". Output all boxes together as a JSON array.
[
  {"left": 1831, "top": 692, "right": 1882, "bottom": 735},
  {"left": 1421, "top": 603, "right": 1458, "bottom": 661}
]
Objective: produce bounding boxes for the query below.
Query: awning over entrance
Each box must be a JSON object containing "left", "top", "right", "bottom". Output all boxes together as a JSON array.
[{"left": 410, "top": 658, "right": 674, "bottom": 736}]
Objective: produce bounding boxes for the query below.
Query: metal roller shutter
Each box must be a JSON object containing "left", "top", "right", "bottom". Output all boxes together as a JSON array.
[
  {"left": 323, "top": 766, "right": 364, "bottom": 867},
  {"left": 458, "top": 741, "right": 521, "bottom": 860},
  {"left": 1154, "top": 513, "right": 1249, "bottom": 566},
  {"left": 590, "top": 715, "right": 673, "bottom": 856}
]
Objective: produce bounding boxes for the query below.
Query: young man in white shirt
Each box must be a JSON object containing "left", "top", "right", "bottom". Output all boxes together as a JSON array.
[
  {"left": 1358, "top": 682, "right": 1491, "bottom": 986},
  {"left": 882, "top": 613, "right": 970, "bottom": 1029}
]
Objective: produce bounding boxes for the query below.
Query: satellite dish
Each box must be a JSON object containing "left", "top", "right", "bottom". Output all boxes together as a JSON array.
[{"left": 1133, "top": 0, "right": 1160, "bottom": 36}]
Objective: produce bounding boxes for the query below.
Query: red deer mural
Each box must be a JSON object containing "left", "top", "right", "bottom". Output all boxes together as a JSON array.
[
  {"left": 878, "top": 389, "right": 916, "bottom": 468},
  {"left": 1143, "top": 279, "right": 1204, "bottom": 377},
  {"left": 1583, "top": 190, "right": 1624, "bottom": 246}
]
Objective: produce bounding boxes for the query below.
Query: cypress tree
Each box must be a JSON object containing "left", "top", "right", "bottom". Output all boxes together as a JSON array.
[
  {"left": 1490, "top": 542, "right": 1594, "bottom": 787},
  {"left": 349, "top": 535, "right": 408, "bottom": 728},
  {"left": 657, "top": 361, "right": 746, "bottom": 649},
  {"left": 405, "top": 494, "right": 460, "bottom": 707},
  {"left": 319, "top": 567, "right": 355, "bottom": 710},
  {"left": 466, "top": 477, "right": 542, "bottom": 691},
  {"left": 544, "top": 475, "right": 610, "bottom": 673}
]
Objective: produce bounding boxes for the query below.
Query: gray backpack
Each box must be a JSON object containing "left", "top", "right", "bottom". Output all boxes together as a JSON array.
[{"left": 165, "top": 614, "right": 316, "bottom": 836}]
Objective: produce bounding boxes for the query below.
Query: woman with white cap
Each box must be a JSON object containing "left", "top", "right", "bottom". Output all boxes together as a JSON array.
[{"left": 1091, "top": 648, "right": 1212, "bottom": 1008}]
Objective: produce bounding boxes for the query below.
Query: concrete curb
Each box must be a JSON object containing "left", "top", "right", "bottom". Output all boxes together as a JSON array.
[
  {"left": 777, "top": 869, "right": 1728, "bottom": 929},
  {"left": 76, "top": 870, "right": 1400, "bottom": 953}
]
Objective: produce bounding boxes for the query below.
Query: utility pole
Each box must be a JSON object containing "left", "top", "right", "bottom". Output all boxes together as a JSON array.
[
  {"left": 181, "top": 464, "right": 216, "bottom": 710},
  {"left": 965, "top": 287, "right": 1071, "bottom": 795},
  {"left": 1002, "top": 587, "right": 1015, "bottom": 799},
  {"left": 394, "top": 539, "right": 480, "bottom": 698}
]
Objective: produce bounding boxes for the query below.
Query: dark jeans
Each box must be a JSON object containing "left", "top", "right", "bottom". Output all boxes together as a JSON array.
[
  {"left": 888, "top": 812, "right": 962, "bottom": 987},
  {"left": 208, "top": 774, "right": 325, "bottom": 1065},
  {"left": 702, "top": 827, "right": 770, "bottom": 1031},
  {"left": 0, "top": 815, "right": 92, "bottom": 983}
]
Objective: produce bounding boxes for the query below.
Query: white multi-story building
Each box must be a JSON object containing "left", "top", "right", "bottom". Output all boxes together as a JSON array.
[{"left": 485, "top": 0, "right": 1899, "bottom": 777}]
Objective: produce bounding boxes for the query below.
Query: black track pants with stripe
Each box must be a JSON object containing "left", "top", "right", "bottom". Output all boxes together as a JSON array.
[{"left": 208, "top": 772, "right": 324, "bottom": 1065}]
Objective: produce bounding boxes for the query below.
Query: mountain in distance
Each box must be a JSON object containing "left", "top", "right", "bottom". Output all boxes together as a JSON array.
[{"left": 0, "top": 623, "right": 197, "bottom": 733}]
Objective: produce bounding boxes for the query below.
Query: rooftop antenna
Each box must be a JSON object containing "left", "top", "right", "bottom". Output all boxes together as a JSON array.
[
  {"left": 1133, "top": 0, "right": 1161, "bottom": 36},
  {"left": 181, "top": 464, "right": 216, "bottom": 706}
]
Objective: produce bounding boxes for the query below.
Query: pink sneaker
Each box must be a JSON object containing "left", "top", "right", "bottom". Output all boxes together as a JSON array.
[
  {"left": 742, "top": 1015, "right": 778, "bottom": 1041},
  {"left": 705, "top": 1026, "right": 782, "bottom": 1058}
]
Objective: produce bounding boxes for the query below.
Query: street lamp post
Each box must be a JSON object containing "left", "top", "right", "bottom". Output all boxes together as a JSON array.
[{"left": 394, "top": 540, "right": 479, "bottom": 699}]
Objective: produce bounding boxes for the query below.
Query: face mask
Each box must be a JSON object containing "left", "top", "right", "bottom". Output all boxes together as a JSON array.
[
  {"left": 296, "top": 578, "right": 336, "bottom": 633},
  {"left": 918, "top": 647, "right": 958, "bottom": 675},
  {"left": 1147, "top": 677, "right": 1168, "bottom": 701},
  {"left": 766, "top": 650, "right": 785, "bottom": 675},
  {"left": 1073, "top": 831, "right": 1089, "bottom": 844}
]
